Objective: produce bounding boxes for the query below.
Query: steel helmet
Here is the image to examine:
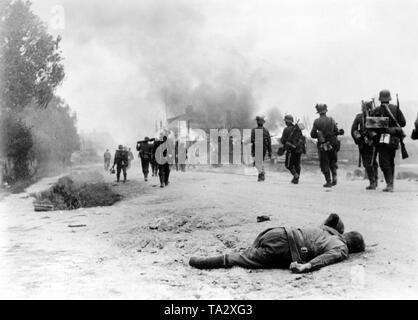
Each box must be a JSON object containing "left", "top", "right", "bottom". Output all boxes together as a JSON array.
[
  {"left": 284, "top": 114, "right": 294, "bottom": 123},
  {"left": 315, "top": 104, "right": 328, "bottom": 114},
  {"left": 378, "top": 89, "right": 392, "bottom": 102}
]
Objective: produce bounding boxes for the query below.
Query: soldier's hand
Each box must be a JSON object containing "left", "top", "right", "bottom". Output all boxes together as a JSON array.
[{"left": 290, "top": 262, "right": 312, "bottom": 273}]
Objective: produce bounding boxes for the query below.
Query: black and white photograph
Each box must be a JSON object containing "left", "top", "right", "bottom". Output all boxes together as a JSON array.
[{"left": 0, "top": 0, "right": 418, "bottom": 303}]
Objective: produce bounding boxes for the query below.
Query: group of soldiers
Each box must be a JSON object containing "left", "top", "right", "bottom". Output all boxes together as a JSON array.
[
  {"left": 105, "top": 133, "right": 175, "bottom": 188},
  {"left": 253, "top": 89, "right": 414, "bottom": 193},
  {"left": 105, "top": 89, "right": 414, "bottom": 193},
  {"left": 136, "top": 134, "right": 173, "bottom": 188}
]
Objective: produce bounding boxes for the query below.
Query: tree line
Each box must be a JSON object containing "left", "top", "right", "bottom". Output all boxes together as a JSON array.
[{"left": 0, "top": 0, "right": 79, "bottom": 187}]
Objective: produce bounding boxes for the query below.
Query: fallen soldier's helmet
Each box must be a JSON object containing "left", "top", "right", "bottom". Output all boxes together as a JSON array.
[{"left": 323, "top": 213, "right": 345, "bottom": 234}]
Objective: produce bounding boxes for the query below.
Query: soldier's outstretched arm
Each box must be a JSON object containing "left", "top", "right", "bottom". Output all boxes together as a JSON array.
[{"left": 306, "top": 247, "right": 348, "bottom": 271}]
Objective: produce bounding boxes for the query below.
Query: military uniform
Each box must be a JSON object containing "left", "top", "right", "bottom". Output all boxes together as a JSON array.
[
  {"left": 113, "top": 147, "right": 128, "bottom": 183},
  {"left": 310, "top": 105, "right": 341, "bottom": 187},
  {"left": 281, "top": 115, "right": 305, "bottom": 184},
  {"left": 137, "top": 138, "right": 153, "bottom": 181},
  {"left": 370, "top": 90, "right": 406, "bottom": 192},
  {"left": 189, "top": 214, "right": 361, "bottom": 272},
  {"left": 154, "top": 137, "right": 174, "bottom": 188},
  {"left": 351, "top": 113, "right": 378, "bottom": 189},
  {"left": 251, "top": 116, "right": 272, "bottom": 181}
]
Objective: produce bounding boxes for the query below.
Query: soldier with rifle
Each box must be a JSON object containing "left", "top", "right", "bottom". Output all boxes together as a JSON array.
[
  {"left": 310, "top": 104, "right": 344, "bottom": 188},
  {"left": 369, "top": 90, "right": 407, "bottom": 192},
  {"left": 351, "top": 100, "right": 379, "bottom": 190},
  {"left": 280, "top": 114, "right": 306, "bottom": 184},
  {"left": 136, "top": 137, "right": 155, "bottom": 182}
]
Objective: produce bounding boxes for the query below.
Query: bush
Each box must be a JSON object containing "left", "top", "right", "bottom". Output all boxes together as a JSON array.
[{"left": 36, "top": 175, "right": 122, "bottom": 210}]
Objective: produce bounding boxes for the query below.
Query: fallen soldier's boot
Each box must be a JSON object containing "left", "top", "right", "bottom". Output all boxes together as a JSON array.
[
  {"left": 323, "top": 213, "right": 345, "bottom": 234},
  {"left": 189, "top": 255, "right": 226, "bottom": 269}
]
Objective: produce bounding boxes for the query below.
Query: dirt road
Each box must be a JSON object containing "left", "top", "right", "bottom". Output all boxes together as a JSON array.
[{"left": 1, "top": 163, "right": 417, "bottom": 299}]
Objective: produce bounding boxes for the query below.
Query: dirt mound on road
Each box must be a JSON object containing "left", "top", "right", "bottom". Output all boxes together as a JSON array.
[{"left": 34, "top": 173, "right": 122, "bottom": 210}]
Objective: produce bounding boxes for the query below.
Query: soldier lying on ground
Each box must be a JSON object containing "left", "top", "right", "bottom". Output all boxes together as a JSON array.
[{"left": 189, "top": 214, "right": 365, "bottom": 273}]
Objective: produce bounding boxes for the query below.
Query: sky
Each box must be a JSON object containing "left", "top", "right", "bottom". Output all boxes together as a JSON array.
[{"left": 30, "top": 0, "right": 418, "bottom": 143}]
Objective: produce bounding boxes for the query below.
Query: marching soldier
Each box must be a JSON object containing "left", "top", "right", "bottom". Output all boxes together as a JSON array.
[
  {"left": 154, "top": 133, "right": 174, "bottom": 188},
  {"left": 351, "top": 101, "right": 379, "bottom": 190},
  {"left": 251, "top": 116, "right": 272, "bottom": 182},
  {"left": 136, "top": 137, "right": 154, "bottom": 182},
  {"left": 111, "top": 145, "right": 128, "bottom": 183},
  {"left": 370, "top": 89, "right": 406, "bottom": 192},
  {"left": 280, "top": 115, "right": 305, "bottom": 184},
  {"left": 310, "top": 104, "right": 344, "bottom": 188}
]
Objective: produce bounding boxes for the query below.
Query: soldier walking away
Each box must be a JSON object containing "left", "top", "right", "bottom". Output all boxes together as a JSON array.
[
  {"left": 370, "top": 89, "right": 406, "bottom": 192},
  {"left": 154, "top": 134, "right": 174, "bottom": 188},
  {"left": 280, "top": 115, "right": 306, "bottom": 184},
  {"left": 136, "top": 137, "right": 154, "bottom": 182},
  {"left": 103, "top": 149, "right": 111, "bottom": 171},
  {"left": 189, "top": 213, "right": 365, "bottom": 273},
  {"left": 111, "top": 145, "right": 128, "bottom": 183},
  {"left": 310, "top": 104, "right": 344, "bottom": 188},
  {"left": 351, "top": 101, "right": 379, "bottom": 190},
  {"left": 251, "top": 116, "right": 272, "bottom": 182}
]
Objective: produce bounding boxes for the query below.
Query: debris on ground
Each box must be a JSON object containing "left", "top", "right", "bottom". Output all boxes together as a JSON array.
[{"left": 257, "top": 215, "right": 270, "bottom": 223}]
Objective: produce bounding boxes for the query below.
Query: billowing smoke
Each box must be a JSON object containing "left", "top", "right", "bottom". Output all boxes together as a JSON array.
[{"left": 137, "top": 0, "right": 264, "bottom": 130}]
